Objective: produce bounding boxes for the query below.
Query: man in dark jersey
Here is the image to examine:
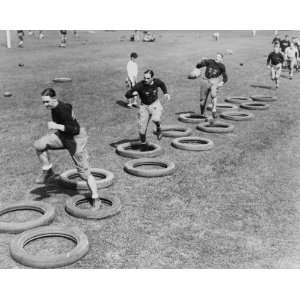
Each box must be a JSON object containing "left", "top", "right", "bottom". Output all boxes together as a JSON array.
[
  {"left": 34, "top": 88, "right": 102, "bottom": 209},
  {"left": 125, "top": 69, "right": 170, "bottom": 146},
  {"left": 267, "top": 44, "right": 284, "bottom": 88},
  {"left": 190, "top": 53, "right": 228, "bottom": 119},
  {"left": 280, "top": 35, "right": 291, "bottom": 53},
  {"left": 272, "top": 34, "right": 281, "bottom": 46}
]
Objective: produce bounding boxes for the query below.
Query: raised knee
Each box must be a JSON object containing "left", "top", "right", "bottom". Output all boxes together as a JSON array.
[{"left": 34, "top": 139, "right": 46, "bottom": 151}]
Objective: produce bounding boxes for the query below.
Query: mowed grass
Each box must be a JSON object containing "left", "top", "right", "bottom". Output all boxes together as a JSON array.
[{"left": 1, "top": 30, "right": 300, "bottom": 268}]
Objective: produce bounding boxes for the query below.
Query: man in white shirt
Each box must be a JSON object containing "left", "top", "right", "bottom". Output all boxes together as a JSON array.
[
  {"left": 126, "top": 52, "right": 138, "bottom": 108},
  {"left": 284, "top": 43, "right": 299, "bottom": 79}
]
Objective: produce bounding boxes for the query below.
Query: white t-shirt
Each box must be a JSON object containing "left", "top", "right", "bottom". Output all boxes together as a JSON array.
[
  {"left": 285, "top": 47, "right": 298, "bottom": 59},
  {"left": 127, "top": 60, "right": 138, "bottom": 83}
]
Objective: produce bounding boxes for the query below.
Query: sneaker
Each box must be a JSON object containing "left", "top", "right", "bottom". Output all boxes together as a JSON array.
[
  {"left": 155, "top": 128, "right": 163, "bottom": 140},
  {"left": 90, "top": 197, "right": 103, "bottom": 210},
  {"left": 35, "top": 168, "right": 55, "bottom": 184},
  {"left": 140, "top": 143, "right": 151, "bottom": 152},
  {"left": 127, "top": 103, "right": 133, "bottom": 109}
]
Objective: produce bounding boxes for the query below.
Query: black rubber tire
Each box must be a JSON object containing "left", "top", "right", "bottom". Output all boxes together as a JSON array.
[
  {"left": 156, "top": 125, "right": 192, "bottom": 138},
  {"left": 207, "top": 103, "right": 238, "bottom": 112},
  {"left": 220, "top": 111, "right": 254, "bottom": 121},
  {"left": 124, "top": 158, "right": 176, "bottom": 177},
  {"left": 240, "top": 102, "right": 270, "bottom": 110},
  {"left": 250, "top": 95, "right": 277, "bottom": 102},
  {"left": 3, "top": 92, "right": 12, "bottom": 97},
  {"left": 0, "top": 201, "right": 56, "bottom": 234},
  {"left": 59, "top": 168, "right": 114, "bottom": 190},
  {"left": 197, "top": 121, "right": 234, "bottom": 133},
  {"left": 224, "top": 96, "right": 251, "bottom": 105},
  {"left": 65, "top": 195, "right": 121, "bottom": 220},
  {"left": 116, "top": 142, "right": 164, "bottom": 158},
  {"left": 172, "top": 136, "right": 214, "bottom": 151},
  {"left": 9, "top": 226, "right": 89, "bottom": 268},
  {"left": 53, "top": 77, "right": 72, "bottom": 83},
  {"left": 178, "top": 113, "right": 207, "bottom": 124}
]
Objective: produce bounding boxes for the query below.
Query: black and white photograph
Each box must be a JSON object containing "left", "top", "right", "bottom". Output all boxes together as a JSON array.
[{"left": 1, "top": 0, "right": 300, "bottom": 299}]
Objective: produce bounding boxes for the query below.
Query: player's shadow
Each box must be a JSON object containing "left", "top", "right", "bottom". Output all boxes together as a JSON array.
[
  {"left": 116, "top": 100, "right": 130, "bottom": 108},
  {"left": 29, "top": 177, "right": 78, "bottom": 201},
  {"left": 175, "top": 110, "right": 195, "bottom": 115},
  {"left": 110, "top": 138, "right": 140, "bottom": 149},
  {"left": 280, "top": 74, "right": 290, "bottom": 79},
  {"left": 250, "top": 84, "right": 273, "bottom": 90}
]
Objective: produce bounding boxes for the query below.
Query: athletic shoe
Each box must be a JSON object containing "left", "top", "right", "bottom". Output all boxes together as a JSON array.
[
  {"left": 35, "top": 168, "right": 55, "bottom": 184},
  {"left": 127, "top": 103, "right": 133, "bottom": 109},
  {"left": 90, "top": 197, "right": 103, "bottom": 210},
  {"left": 140, "top": 142, "right": 151, "bottom": 152}
]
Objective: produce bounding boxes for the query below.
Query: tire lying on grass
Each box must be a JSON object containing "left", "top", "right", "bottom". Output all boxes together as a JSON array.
[
  {"left": 116, "top": 142, "right": 164, "bottom": 158},
  {"left": 220, "top": 111, "right": 254, "bottom": 121},
  {"left": 53, "top": 77, "right": 72, "bottom": 83},
  {"left": 224, "top": 96, "right": 251, "bottom": 105},
  {"left": 59, "top": 168, "right": 114, "bottom": 190},
  {"left": 9, "top": 226, "right": 89, "bottom": 268},
  {"left": 171, "top": 136, "right": 214, "bottom": 151},
  {"left": 65, "top": 195, "right": 121, "bottom": 220},
  {"left": 0, "top": 201, "right": 56, "bottom": 234},
  {"left": 155, "top": 125, "right": 192, "bottom": 138},
  {"left": 207, "top": 103, "right": 239, "bottom": 112},
  {"left": 124, "top": 158, "right": 176, "bottom": 177},
  {"left": 178, "top": 113, "right": 207, "bottom": 124},
  {"left": 250, "top": 95, "right": 277, "bottom": 102},
  {"left": 196, "top": 121, "right": 234, "bottom": 133},
  {"left": 240, "top": 102, "right": 270, "bottom": 110}
]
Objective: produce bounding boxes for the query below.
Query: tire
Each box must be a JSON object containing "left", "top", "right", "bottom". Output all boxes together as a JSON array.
[
  {"left": 65, "top": 195, "right": 121, "bottom": 220},
  {"left": 250, "top": 95, "right": 277, "bottom": 102},
  {"left": 240, "top": 102, "right": 270, "bottom": 110},
  {"left": 9, "top": 226, "right": 89, "bottom": 268},
  {"left": 224, "top": 96, "right": 251, "bottom": 105},
  {"left": 172, "top": 136, "right": 214, "bottom": 151},
  {"left": 220, "top": 111, "right": 254, "bottom": 121},
  {"left": 116, "top": 142, "right": 164, "bottom": 158},
  {"left": 178, "top": 113, "right": 207, "bottom": 124},
  {"left": 53, "top": 77, "right": 72, "bottom": 83},
  {"left": 207, "top": 103, "right": 238, "bottom": 112},
  {"left": 59, "top": 168, "right": 114, "bottom": 190},
  {"left": 0, "top": 201, "right": 56, "bottom": 234},
  {"left": 124, "top": 158, "right": 176, "bottom": 177},
  {"left": 197, "top": 121, "right": 234, "bottom": 133},
  {"left": 156, "top": 125, "right": 192, "bottom": 138}
]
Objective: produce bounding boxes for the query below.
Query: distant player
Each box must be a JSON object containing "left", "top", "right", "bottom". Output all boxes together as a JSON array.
[
  {"left": 190, "top": 53, "right": 228, "bottom": 120},
  {"left": 17, "top": 30, "right": 24, "bottom": 48},
  {"left": 272, "top": 33, "right": 281, "bottom": 46},
  {"left": 34, "top": 88, "right": 102, "bottom": 209},
  {"left": 284, "top": 43, "right": 299, "bottom": 79},
  {"left": 126, "top": 52, "right": 139, "bottom": 108},
  {"left": 280, "top": 35, "right": 291, "bottom": 53},
  {"left": 125, "top": 69, "right": 170, "bottom": 146},
  {"left": 267, "top": 44, "right": 284, "bottom": 88},
  {"left": 59, "top": 30, "right": 67, "bottom": 47}
]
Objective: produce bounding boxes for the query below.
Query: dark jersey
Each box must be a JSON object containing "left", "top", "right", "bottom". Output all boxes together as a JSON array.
[
  {"left": 280, "top": 40, "right": 290, "bottom": 52},
  {"left": 267, "top": 52, "right": 284, "bottom": 65},
  {"left": 51, "top": 101, "right": 80, "bottom": 137},
  {"left": 125, "top": 78, "right": 168, "bottom": 105},
  {"left": 196, "top": 59, "right": 228, "bottom": 83}
]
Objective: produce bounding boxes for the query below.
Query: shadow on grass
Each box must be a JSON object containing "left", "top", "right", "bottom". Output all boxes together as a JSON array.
[
  {"left": 110, "top": 138, "right": 140, "bottom": 148},
  {"left": 175, "top": 110, "right": 195, "bottom": 115},
  {"left": 116, "top": 100, "right": 130, "bottom": 109},
  {"left": 29, "top": 176, "right": 78, "bottom": 201},
  {"left": 280, "top": 74, "right": 290, "bottom": 79},
  {"left": 250, "top": 84, "right": 274, "bottom": 90}
]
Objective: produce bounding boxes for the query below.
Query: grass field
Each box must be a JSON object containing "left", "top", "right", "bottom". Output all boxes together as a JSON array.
[{"left": 1, "top": 30, "right": 300, "bottom": 268}]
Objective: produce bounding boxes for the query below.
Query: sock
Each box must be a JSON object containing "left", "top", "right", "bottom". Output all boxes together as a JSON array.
[
  {"left": 154, "top": 121, "right": 161, "bottom": 132},
  {"left": 200, "top": 102, "right": 205, "bottom": 115},
  {"left": 42, "top": 164, "right": 53, "bottom": 171},
  {"left": 139, "top": 133, "right": 146, "bottom": 144}
]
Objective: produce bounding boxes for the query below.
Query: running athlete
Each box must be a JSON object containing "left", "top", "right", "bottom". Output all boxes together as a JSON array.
[
  {"left": 280, "top": 35, "right": 291, "bottom": 53},
  {"left": 34, "top": 88, "right": 102, "bottom": 209},
  {"left": 272, "top": 34, "right": 281, "bottom": 46},
  {"left": 190, "top": 53, "right": 228, "bottom": 120},
  {"left": 126, "top": 52, "right": 139, "bottom": 108},
  {"left": 17, "top": 30, "right": 25, "bottom": 48},
  {"left": 59, "top": 30, "right": 67, "bottom": 47},
  {"left": 284, "top": 43, "right": 299, "bottom": 79},
  {"left": 267, "top": 44, "right": 284, "bottom": 88},
  {"left": 125, "top": 69, "right": 170, "bottom": 146}
]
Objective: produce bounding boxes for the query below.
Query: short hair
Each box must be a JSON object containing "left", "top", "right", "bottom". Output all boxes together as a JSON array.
[
  {"left": 144, "top": 69, "right": 154, "bottom": 78},
  {"left": 130, "top": 52, "right": 138, "bottom": 59},
  {"left": 217, "top": 52, "right": 224, "bottom": 59},
  {"left": 41, "top": 88, "right": 56, "bottom": 98}
]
